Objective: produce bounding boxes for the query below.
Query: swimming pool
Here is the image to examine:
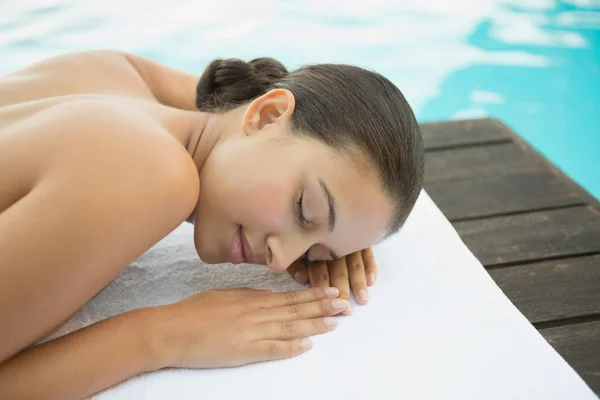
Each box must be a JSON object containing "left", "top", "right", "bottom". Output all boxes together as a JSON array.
[{"left": 2, "top": 0, "right": 598, "bottom": 199}]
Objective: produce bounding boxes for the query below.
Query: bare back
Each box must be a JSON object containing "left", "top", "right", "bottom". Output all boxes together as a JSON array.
[{"left": 0, "top": 50, "right": 154, "bottom": 107}]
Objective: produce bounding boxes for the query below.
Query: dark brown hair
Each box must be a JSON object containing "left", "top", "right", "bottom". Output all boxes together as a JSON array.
[{"left": 196, "top": 58, "right": 424, "bottom": 234}]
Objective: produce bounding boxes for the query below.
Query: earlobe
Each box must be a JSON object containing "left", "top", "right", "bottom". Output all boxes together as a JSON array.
[{"left": 241, "top": 89, "right": 295, "bottom": 136}]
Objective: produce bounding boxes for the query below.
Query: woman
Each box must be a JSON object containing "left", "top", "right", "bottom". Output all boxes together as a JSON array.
[{"left": 0, "top": 50, "right": 424, "bottom": 399}]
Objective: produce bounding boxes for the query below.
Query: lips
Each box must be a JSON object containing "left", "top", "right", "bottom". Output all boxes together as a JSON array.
[
  {"left": 229, "top": 227, "right": 244, "bottom": 264},
  {"left": 229, "top": 226, "right": 254, "bottom": 264},
  {"left": 240, "top": 229, "right": 255, "bottom": 264}
]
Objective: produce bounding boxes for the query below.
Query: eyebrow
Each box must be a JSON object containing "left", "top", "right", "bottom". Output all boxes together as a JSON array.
[
  {"left": 318, "top": 178, "right": 339, "bottom": 261},
  {"left": 318, "top": 178, "right": 336, "bottom": 232}
]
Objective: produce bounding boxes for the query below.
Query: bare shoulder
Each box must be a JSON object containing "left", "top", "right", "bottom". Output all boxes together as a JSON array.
[
  {"left": 7, "top": 49, "right": 125, "bottom": 73},
  {"left": 1, "top": 49, "right": 198, "bottom": 111},
  {"left": 1, "top": 99, "right": 199, "bottom": 217},
  {"left": 57, "top": 100, "right": 200, "bottom": 208},
  {"left": 0, "top": 50, "right": 152, "bottom": 106}
]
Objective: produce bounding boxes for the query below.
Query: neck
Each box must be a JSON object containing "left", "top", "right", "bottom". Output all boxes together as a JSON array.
[
  {"left": 184, "top": 106, "right": 247, "bottom": 175},
  {"left": 178, "top": 107, "right": 246, "bottom": 224}
]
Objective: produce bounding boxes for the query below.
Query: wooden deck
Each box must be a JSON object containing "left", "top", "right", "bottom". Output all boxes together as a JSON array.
[{"left": 421, "top": 119, "right": 600, "bottom": 394}]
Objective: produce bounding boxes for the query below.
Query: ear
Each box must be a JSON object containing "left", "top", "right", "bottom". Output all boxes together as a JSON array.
[{"left": 241, "top": 89, "right": 295, "bottom": 136}]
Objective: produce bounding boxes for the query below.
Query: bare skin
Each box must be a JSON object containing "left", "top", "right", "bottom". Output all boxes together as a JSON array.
[{"left": 0, "top": 50, "right": 392, "bottom": 399}]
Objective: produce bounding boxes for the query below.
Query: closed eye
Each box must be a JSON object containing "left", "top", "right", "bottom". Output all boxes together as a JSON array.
[
  {"left": 296, "top": 192, "right": 310, "bottom": 264},
  {"left": 296, "top": 192, "right": 308, "bottom": 225}
]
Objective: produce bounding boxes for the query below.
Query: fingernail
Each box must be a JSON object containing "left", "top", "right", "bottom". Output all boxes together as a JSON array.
[
  {"left": 301, "top": 340, "right": 312, "bottom": 350},
  {"left": 368, "top": 273, "right": 376, "bottom": 285},
  {"left": 324, "top": 317, "right": 338, "bottom": 327},
  {"left": 358, "top": 289, "right": 369, "bottom": 302},
  {"left": 325, "top": 287, "right": 339, "bottom": 297},
  {"left": 332, "top": 299, "right": 350, "bottom": 309}
]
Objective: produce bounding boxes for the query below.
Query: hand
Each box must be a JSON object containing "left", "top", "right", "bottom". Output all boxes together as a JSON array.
[
  {"left": 286, "top": 248, "right": 377, "bottom": 315},
  {"left": 156, "top": 287, "right": 351, "bottom": 369}
]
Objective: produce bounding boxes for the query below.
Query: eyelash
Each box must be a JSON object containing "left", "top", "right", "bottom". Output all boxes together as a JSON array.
[
  {"left": 297, "top": 193, "right": 310, "bottom": 264},
  {"left": 296, "top": 193, "right": 308, "bottom": 225}
]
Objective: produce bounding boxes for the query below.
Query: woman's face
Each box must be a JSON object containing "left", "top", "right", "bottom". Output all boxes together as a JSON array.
[{"left": 192, "top": 89, "right": 393, "bottom": 270}]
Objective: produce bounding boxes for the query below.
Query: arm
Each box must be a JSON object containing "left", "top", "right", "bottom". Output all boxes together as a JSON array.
[
  {"left": 0, "top": 308, "right": 163, "bottom": 400},
  {"left": 0, "top": 288, "right": 347, "bottom": 400},
  {"left": 122, "top": 52, "right": 200, "bottom": 111}
]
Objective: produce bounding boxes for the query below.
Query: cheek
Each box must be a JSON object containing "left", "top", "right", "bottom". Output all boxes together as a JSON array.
[{"left": 244, "top": 185, "right": 290, "bottom": 231}]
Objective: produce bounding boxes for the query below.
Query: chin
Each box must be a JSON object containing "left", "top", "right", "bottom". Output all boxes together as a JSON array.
[
  {"left": 194, "top": 242, "right": 222, "bottom": 265},
  {"left": 193, "top": 230, "right": 223, "bottom": 265}
]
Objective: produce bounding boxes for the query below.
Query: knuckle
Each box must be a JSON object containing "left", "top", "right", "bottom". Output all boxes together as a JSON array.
[
  {"left": 287, "top": 343, "right": 297, "bottom": 357},
  {"left": 318, "top": 300, "right": 329, "bottom": 314},
  {"left": 284, "top": 290, "right": 298, "bottom": 302},
  {"left": 282, "top": 321, "right": 296, "bottom": 335},
  {"left": 268, "top": 342, "right": 280, "bottom": 358},
  {"left": 348, "top": 262, "right": 362, "bottom": 272},
  {"left": 320, "top": 273, "right": 329, "bottom": 282},
  {"left": 287, "top": 305, "right": 302, "bottom": 318},
  {"left": 312, "top": 318, "right": 322, "bottom": 330}
]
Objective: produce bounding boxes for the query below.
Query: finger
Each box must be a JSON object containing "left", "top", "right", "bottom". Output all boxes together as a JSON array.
[
  {"left": 249, "top": 339, "right": 313, "bottom": 363},
  {"left": 362, "top": 248, "right": 377, "bottom": 286},
  {"left": 260, "top": 317, "right": 339, "bottom": 340},
  {"left": 347, "top": 251, "right": 368, "bottom": 305},
  {"left": 259, "top": 287, "right": 339, "bottom": 308},
  {"left": 259, "top": 298, "right": 351, "bottom": 322},
  {"left": 328, "top": 258, "right": 352, "bottom": 315},
  {"left": 307, "top": 260, "right": 330, "bottom": 288},
  {"left": 286, "top": 259, "right": 309, "bottom": 284},
  {"left": 218, "top": 288, "right": 274, "bottom": 296}
]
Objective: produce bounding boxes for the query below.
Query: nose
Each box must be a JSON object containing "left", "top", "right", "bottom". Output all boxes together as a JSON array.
[{"left": 265, "top": 235, "right": 311, "bottom": 271}]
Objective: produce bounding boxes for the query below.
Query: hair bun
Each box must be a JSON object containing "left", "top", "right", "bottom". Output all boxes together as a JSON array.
[
  {"left": 248, "top": 57, "right": 288, "bottom": 81},
  {"left": 196, "top": 58, "right": 288, "bottom": 111}
]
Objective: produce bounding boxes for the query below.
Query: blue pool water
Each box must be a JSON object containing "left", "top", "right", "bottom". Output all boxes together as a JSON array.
[{"left": 1, "top": 0, "right": 598, "bottom": 198}]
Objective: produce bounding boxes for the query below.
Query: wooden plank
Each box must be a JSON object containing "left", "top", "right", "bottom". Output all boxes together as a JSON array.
[
  {"left": 425, "top": 143, "right": 546, "bottom": 183},
  {"left": 505, "top": 121, "right": 600, "bottom": 212},
  {"left": 488, "top": 255, "right": 600, "bottom": 323},
  {"left": 455, "top": 206, "right": 600, "bottom": 266},
  {"left": 425, "top": 171, "right": 584, "bottom": 221},
  {"left": 540, "top": 321, "right": 600, "bottom": 394},
  {"left": 420, "top": 118, "right": 512, "bottom": 151}
]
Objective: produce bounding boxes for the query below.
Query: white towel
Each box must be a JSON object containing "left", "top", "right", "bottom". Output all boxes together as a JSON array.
[{"left": 44, "top": 192, "right": 596, "bottom": 400}]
